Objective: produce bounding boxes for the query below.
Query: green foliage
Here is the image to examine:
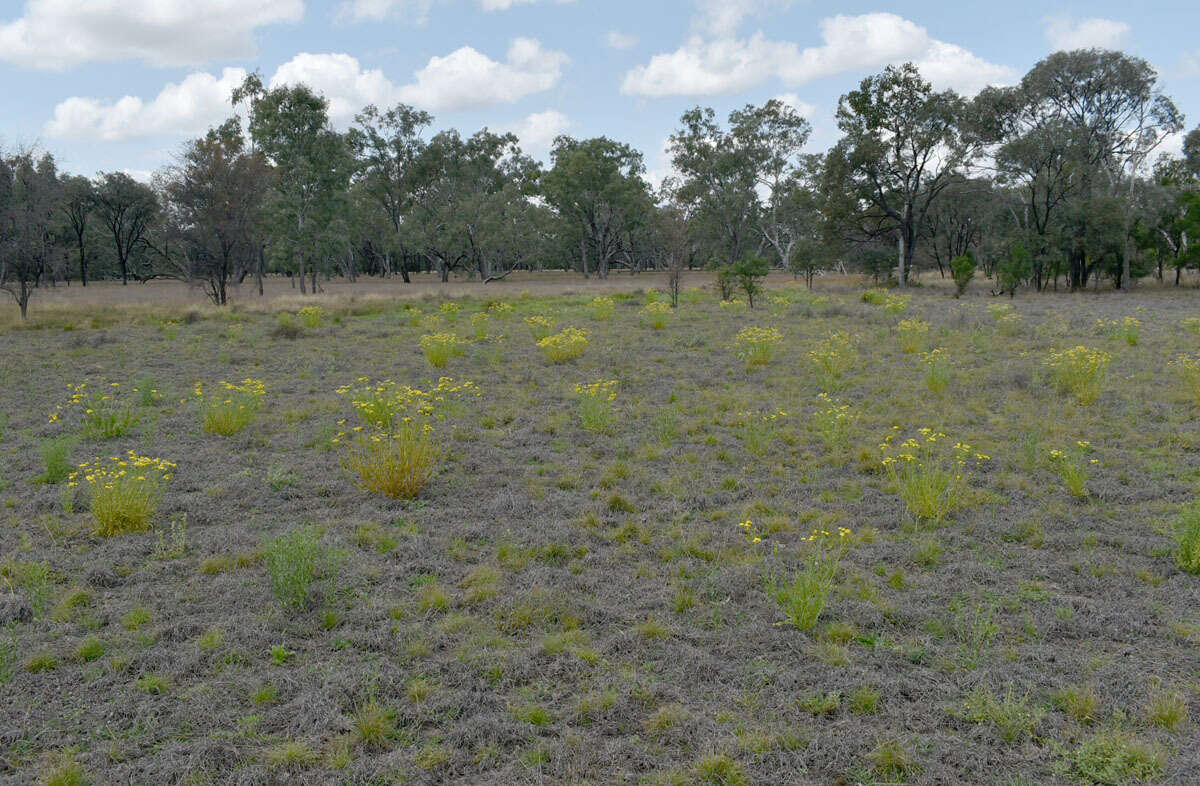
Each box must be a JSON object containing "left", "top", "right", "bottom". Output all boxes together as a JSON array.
[
  {"left": 729, "top": 255, "right": 770, "bottom": 308},
  {"left": 263, "top": 526, "right": 331, "bottom": 609},
  {"left": 950, "top": 252, "right": 977, "bottom": 296},
  {"left": 1172, "top": 501, "right": 1200, "bottom": 573},
  {"left": 1069, "top": 731, "right": 1163, "bottom": 784},
  {"left": 37, "top": 436, "right": 77, "bottom": 485},
  {"left": 996, "top": 244, "right": 1031, "bottom": 297}
]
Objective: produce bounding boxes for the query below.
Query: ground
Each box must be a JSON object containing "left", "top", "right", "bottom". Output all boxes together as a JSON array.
[{"left": 0, "top": 276, "right": 1198, "bottom": 785}]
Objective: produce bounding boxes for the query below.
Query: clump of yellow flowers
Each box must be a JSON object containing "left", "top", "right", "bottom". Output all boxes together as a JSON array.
[
  {"left": 335, "top": 376, "right": 479, "bottom": 498},
  {"left": 438, "top": 301, "right": 461, "bottom": 321},
  {"left": 808, "top": 331, "right": 857, "bottom": 392},
  {"left": 896, "top": 318, "right": 930, "bottom": 354},
  {"left": 880, "top": 428, "right": 988, "bottom": 523},
  {"left": 733, "top": 408, "right": 788, "bottom": 455},
  {"left": 525, "top": 314, "right": 557, "bottom": 340},
  {"left": 49, "top": 381, "right": 140, "bottom": 439},
  {"left": 574, "top": 380, "right": 619, "bottom": 432},
  {"left": 1048, "top": 441, "right": 1096, "bottom": 498},
  {"left": 1046, "top": 346, "right": 1111, "bottom": 406},
  {"left": 537, "top": 327, "right": 589, "bottom": 362},
  {"left": 812, "top": 393, "right": 853, "bottom": 457},
  {"left": 298, "top": 305, "right": 324, "bottom": 328},
  {"left": 1097, "top": 316, "right": 1140, "bottom": 345},
  {"left": 588, "top": 296, "right": 615, "bottom": 321},
  {"left": 71, "top": 451, "right": 176, "bottom": 536},
  {"left": 470, "top": 312, "right": 489, "bottom": 340},
  {"left": 921, "top": 348, "right": 952, "bottom": 394},
  {"left": 764, "top": 525, "right": 854, "bottom": 630},
  {"left": 196, "top": 378, "right": 267, "bottom": 436},
  {"left": 1169, "top": 355, "right": 1200, "bottom": 407},
  {"left": 419, "top": 332, "right": 466, "bottom": 368},
  {"left": 734, "top": 326, "right": 784, "bottom": 366},
  {"left": 640, "top": 301, "right": 673, "bottom": 329}
]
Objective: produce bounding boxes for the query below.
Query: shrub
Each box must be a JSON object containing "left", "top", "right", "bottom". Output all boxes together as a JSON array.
[
  {"left": 764, "top": 526, "right": 853, "bottom": 630},
  {"left": 733, "top": 326, "right": 783, "bottom": 366},
  {"left": 298, "top": 306, "right": 323, "bottom": 328},
  {"left": 730, "top": 254, "right": 769, "bottom": 308},
  {"left": 950, "top": 253, "right": 976, "bottom": 297},
  {"left": 198, "top": 378, "right": 266, "bottom": 435},
  {"left": 640, "top": 301, "right": 672, "bottom": 329},
  {"left": 880, "top": 429, "right": 987, "bottom": 523},
  {"left": 38, "top": 436, "right": 77, "bottom": 484},
  {"left": 1046, "top": 346, "right": 1111, "bottom": 405},
  {"left": 419, "top": 333, "right": 464, "bottom": 368},
  {"left": 72, "top": 452, "right": 175, "bottom": 536},
  {"left": 808, "top": 331, "right": 857, "bottom": 392},
  {"left": 57, "top": 382, "right": 138, "bottom": 439},
  {"left": 1098, "top": 316, "right": 1140, "bottom": 345},
  {"left": 525, "top": 315, "right": 557, "bottom": 340},
  {"left": 895, "top": 318, "right": 929, "bottom": 354},
  {"left": 958, "top": 685, "right": 1044, "bottom": 743},
  {"left": 1172, "top": 501, "right": 1200, "bottom": 574},
  {"left": 263, "top": 526, "right": 329, "bottom": 609},
  {"left": 588, "top": 296, "right": 614, "bottom": 321},
  {"left": 537, "top": 328, "right": 589, "bottom": 362},
  {"left": 575, "top": 380, "right": 619, "bottom": 433}
]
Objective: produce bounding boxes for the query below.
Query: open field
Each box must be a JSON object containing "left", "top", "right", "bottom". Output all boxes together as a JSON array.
[{"left": 1, "top": 282, "right": 1199, "bottom": 784}]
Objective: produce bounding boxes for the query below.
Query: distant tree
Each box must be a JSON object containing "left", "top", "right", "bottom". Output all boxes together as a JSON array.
[
  {"left": 0, "top": 151, "right": 64, "bottom": 318},
  {"left": 730, "top": 254, "right": 769, "bottom": 308},
  {"left": 94, "top": 171, "right": 157, "bottom": 285},
  {"left": 59, "top": 175, "right": 95, "bottom": 286},
  {"left": 833, "top": 63, "right": 973, "bottom": 287},
  {"left": 950, "top": 252, "right": 977, "bottom": 297}
]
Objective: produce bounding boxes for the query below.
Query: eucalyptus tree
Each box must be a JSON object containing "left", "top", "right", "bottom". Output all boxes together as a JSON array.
[
  {"left": 59, "top": 175, "right": 95, "bottom": 286},
  {"left": 160, "top": 118, "right": 269, "bottom": 305},
  {"left": 349, "top": 103, "right": 433, "bottom": 283},
  {"left": 832, "top": 63, "right": 973, "bottom": 287},
  {"left": 94, "top": 171, "right": 157, "bottom": 285},
  {"left": 232, "top": 75, "right": 351, "bottom": 294},
  {"left": 542, "top": 135, "right": 652, "bottom": 278},
  {"left": 0, "top": 151, "right": 64, "bottom": 318}
]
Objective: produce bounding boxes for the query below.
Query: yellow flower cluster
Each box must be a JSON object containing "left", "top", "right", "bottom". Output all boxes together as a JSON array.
[
  {"left": 921, "top": 348, "right": 952, "bottom": 393},
  {"left": 800, "top": 526, "right": 853, "bottom": 543},
  {"left": 1170, "top": 355, "right": 1200, "bottom": 407},
  {"left": 880, "top": 428, "right": 987, "bottom": 522},
  {"left": 738, "top": 519, "right": 763, "bottom": 544},
  {"left": 48, "top": 381, "right": 90, "bottom": 423},
  {"left": 1046, "top": 346, "right": 1111, "bottom": 405},
  {"left": 588, "top": 296, "right": 615, "bottom": 321},
  {"left": 574, "top": 380, "right": 619, "bottom": 402},
  {"left": 1097, "top": 316, "right": 1140, "bottom": 345},
  {"left": 298, "top": 306, "right": 324, "bottom": 328},
  {"left": 1181, "top": 317, "right": 1200, "bottom": 336},
  {"left": 720, "top": 298, "right": 746, "bottom": 311},
  {"left": 537, "top": 327, "right": 589, "bottom": 362},
  {"left": 862, "top": 289, "right": 908, "bottom": 313},
  {"left": 808, "top": 331, "right": 857, "bottom": 392},
  {"left": 488, "top": 301, "right": 513, "bottom": 315},
  {"left": 196, "top": 378, "right": 267, "bottom": 435},
  {"left": 71, "top": 451, "right": 176, "bottom": 536},
  {"left": 640, "top": 301, "right": 672, "bottom": 329},
  {"left": 470, "top": 311, "right": 490, "bottom": 339},
  {"left": 525, "top": 314, "right": 558, "bottom": 340},
  {"left": 419, "top": 332, "right": 466, "bottom": 367},
  {"left": 335, "top": 376, "right": 479, "bottom": 431},
  {"left": 439, "top": 302, "right": 461, "bottom": 317},
  {"left": 734, "top": 326, "right": 784, "bottom": 365}
]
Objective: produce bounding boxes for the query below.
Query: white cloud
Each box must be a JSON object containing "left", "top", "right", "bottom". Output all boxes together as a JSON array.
[
  {"left": 45, "top": 68, "right": 247, "bottom": 141},
  {"left": 1043, "top": 16, "right": 1130, "bottom": 51},
  {"left": 0, "top": 0, "right": 302, "bottom": 70},
  {"left": 606, "top": 30, "right": 638, "bottom": 50},
  {"left": 396, "top": 38, "right": 569, "bottom": 111},
  {"left": 335, "top": 0, "right": 436, "bottom": 24},
  {"left": 501, "top": 109, "right": 569, "bottom": 156},
  {"left": 1177, "top": 50, "right": 1200, "bottom": 78},
  {"left": 479, "top": 0, "right": 573, "bottom": 10},
  {"left": 772, "top": 93, "right": 816, "bottom": 118},
  {"left": 622, "top": 12, "right": 1014, "bottom": 98},
  {"left": 47, "top": 39, "right": 569, "bottom": 141}
]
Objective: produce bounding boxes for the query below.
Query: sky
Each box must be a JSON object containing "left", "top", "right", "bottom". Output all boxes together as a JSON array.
[{"left": 1, "top": 0, "right": 1197, "bottom": 184}]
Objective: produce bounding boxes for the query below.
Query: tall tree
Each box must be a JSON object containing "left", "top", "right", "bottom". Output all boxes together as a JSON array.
[
  {"left": 59, "top": 175, "right": 95, "bottom": 286},
  {"left": 0, "top": 151, "right": 64, "bottom": 318},
  {"left": 833, "top": 63, "right": 972, "bottom": 287},
  {"left": 94, "top": 172, "right": 157, "bottom": 285}
]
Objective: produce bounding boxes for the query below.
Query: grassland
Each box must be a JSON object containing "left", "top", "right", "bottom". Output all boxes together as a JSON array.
[{"left": 1, "top": 279, "right": 1198, "bottom": 784}]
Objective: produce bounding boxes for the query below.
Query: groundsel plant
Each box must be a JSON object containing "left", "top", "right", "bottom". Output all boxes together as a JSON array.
[
  {"left": 588, "top": 296, "right": 614, "bottom": 321},
  {"left": 1098, "top": 316, "right": 1140, "bottom": 346},
  {"left": 640, "top": 301, "right": 673, "bottom": 329},
  {"left": 922, "top": 348, "right": 952, "bottom": 394},
  {"left": 525, "top": 315, "right": 557, "bottom": 340},
  {"left": 764, "top": 526, "right": 854, "bottom": 630},
  {"left": 812, "top": 394, "right": 853, "bottom": 458},
  {"left": 298, "top": 306, "right": 324, "bottom": 328},
  {"left": 733, "top": 408, "right": 788, "bottom": 455},
  {"left": 574, "top": 380, "right": 619, "bottom": 433},
  {"left": 733, "top": 326, "right": 784, "bottom": 366},
  {"left": 470, "top": 312, "right": 489, "bottom": 340},
  {"left": 196, "top": 378, "right": 267, "bottom": 436},
  {"left": 70, "top": 451, "right": 176, "bottom": 536},
  {"left": 896, "top": 319, "right": 930, "bottom": 354},
  {"left": 808, "top": 331, "right": 857, "bottom": 392},
  {"left": 1048, "top": 441, "right": 1096, "bottom": 498},
  {"left": 537, "top": 328, "right": 589, "bottom": 363},
  {"left": 1169, "top": 355, "right": 1200, "bottom": 407},
  {"left": 50, "top": 381, "right": 139, "bottom": 439},
  {"left": 1046, "top": 346, "right": 1111, "bottom": 406},
  {"left": 419, "top": 333, "right": 466, "bottom": 368},
  {"left": 334, "top": 377, "right": 479, "bottom": 499},
  {"left": 880, "top": 428, "right": 988, "bottom": 523}
]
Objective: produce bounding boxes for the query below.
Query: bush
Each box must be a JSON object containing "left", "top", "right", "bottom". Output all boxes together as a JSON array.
[
  {"left": 950, "top": 253, "right": 976, "bottom": 297},
  {"left": 588, "top": 296, "right": 614, "bottom": 321},
  {"left": 880, "top": 429, "right": 987, "bottom": 523},
  {"left": 537, "top": 328, "right": 589, "bottom": 362},
  {"left": 298, "top": 306, "right": 323, "bottom": 328},
  {"left": 341, "top": 425, "right": 441, "bottom": 499},
  {"left": 525, "top": 315, "right": 557, "bottom": 340},
  {"left": 263, "top": 526, "right": 330, "bottom": 609},
  {"left": 419, "top": 333, "right": 464, "bottom": 368},
  {"left": 199, "top": 378, "right": 266, "bottom": 435},
  {"left": 73, "top": 452, "right": 175, "bottom": 536},
  {"left": 895, "top": 319, "right": 929, "bottom": 354},
  {"left": 1172, "top": 502, "right": 1200, "bottom": 574},
  {"left": 730, "top": 254, "right": 769, "bottom": 308}
]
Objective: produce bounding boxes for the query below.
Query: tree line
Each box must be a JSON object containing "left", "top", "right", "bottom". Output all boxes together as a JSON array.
[{"left": 2, "top": 48, "right": 1199, "bottom": 317}]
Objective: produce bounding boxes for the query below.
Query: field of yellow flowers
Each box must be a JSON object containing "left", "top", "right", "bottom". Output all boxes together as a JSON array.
[{"left": 1, "top": 282, "right": 1199, "bottom": 784}]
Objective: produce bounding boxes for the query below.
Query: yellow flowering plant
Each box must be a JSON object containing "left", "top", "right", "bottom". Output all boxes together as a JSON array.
[
  {"left": 298, "top": 306, "right": 324, "bottom": 328},
  {"left": 808, "top": 331, "right": 857, "bottom": 392},
  {"left": 812, "top": 393, "right": 852, "bottom": 459},
  {"left": 470, "top": 312, "right": 489, "bottom": 340},
  {"left": 588, "top": 296, "right": 614, "bottom": 321},
  {"left": 196, "top": 378, "right": 267, "bottom": 436},
  {"left": 640, "top": 301, "right": 672, "bottom": 329},
  {"left": 1171, "top": 502, "right": 1200, "bottom": 574},
  {"left": 487, "top": 301, "right": 513, "bottom": 317},
  {"left": 1181, "top": 317, "right": 1200, "bottom": 336},
  {"left": 438, "top": 301, "right": 461, "bottom": 321},
  {"left": 1097, "top": 316, "right": 1140, "bottom": 345},
  {"left": 71, "top": 451, "right": 176, "bottom": 536},
  {"left": 896, "top": 318, "right": 930, "bottom": 354},
  {"left": 525, "top": 315, "right": 557, "bottom": 340},
  {"left": 880, "top": 428, "right": 988, "bottom": 523},
  {"left": 537, "top": 327, "right": 589, "bottom": 362},
  {"left": 763, "top": 526, "right": 853, "bottom": 630},
  {"left": 922, "top": 348, "right": 952, "bottom": 394},
  {"left": 734, "top": 326, "right": 784, "bottom": 366},
  {"left": 719, "top": 298, "right": 746, "bottom": 312},
  {"left": 733, "top": 408, "right": 788, "bottom": 455},
  {"left": 334, "top": 376, "right": 479, "bottom": 498},
  {"left": 49, "top": 381, "right": 139, "bottom": 439},
  {"left": 574, "top": 380, "right": 619, "bottom": 432},
  {"left": 419, "top": 332, "right": 466, "bottom": 368},
  {"left": 1047, "top": 441, "right": 1096, "bottom": 498},
  {"left": 1169, "top": 355, "right": 1200, "bottom": 407},
  {"left": 1046, "top": 346, "right": 1111, "bottom": 406}
]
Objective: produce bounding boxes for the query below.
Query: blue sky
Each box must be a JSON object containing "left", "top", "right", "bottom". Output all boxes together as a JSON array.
[{"left": 1, "top": 0, "right": 1196, "bottom": 182}]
